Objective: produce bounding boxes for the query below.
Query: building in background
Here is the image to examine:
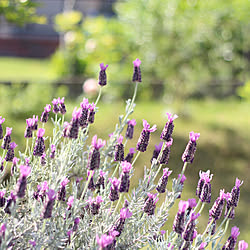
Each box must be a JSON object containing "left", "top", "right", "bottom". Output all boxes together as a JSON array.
[{"left": 0, "top": 0, "right": 115, "bottom": 58}]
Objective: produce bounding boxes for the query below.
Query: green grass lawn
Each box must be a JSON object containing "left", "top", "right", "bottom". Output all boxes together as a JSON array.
[{"left": 0, "top": 57, "right": 57, "bottom": 82}]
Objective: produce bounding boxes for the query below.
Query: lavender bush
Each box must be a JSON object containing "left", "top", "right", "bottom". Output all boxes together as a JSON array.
[{"left": 0, "top": 59, "right": 248, "bottom": 250}]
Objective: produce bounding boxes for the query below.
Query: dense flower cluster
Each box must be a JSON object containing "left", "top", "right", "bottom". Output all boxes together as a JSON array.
[{"left": 0, "top": 59, "right": 247, "bottom": 249}]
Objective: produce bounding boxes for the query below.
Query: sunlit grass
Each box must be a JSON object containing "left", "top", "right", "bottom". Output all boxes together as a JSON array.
[{"left": 0, "top": 57, "right": 57, "bottom": 82}]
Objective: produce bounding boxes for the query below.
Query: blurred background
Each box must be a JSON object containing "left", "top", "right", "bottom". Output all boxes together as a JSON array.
[{"left": 0, "top": 0, "right": 249, "bottom": 241}]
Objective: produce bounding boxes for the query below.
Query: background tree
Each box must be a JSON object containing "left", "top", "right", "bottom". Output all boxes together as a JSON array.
[
  {"left": 52, "top": 0, "right": 250, "bottom": 101},
  {"left": 0, "top": 0, "right": 46, "bottom": 26}
]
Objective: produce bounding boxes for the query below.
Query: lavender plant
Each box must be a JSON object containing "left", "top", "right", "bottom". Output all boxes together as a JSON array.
[{"left": 0, "top": 59, "right": 248, "bottom": 250}]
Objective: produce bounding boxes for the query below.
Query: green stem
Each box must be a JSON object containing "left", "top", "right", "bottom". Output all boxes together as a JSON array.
[
  {"left": 215, "top": 219, "right": 230, "bottom": 248},
  {"left": 112, "top": 163, "right": 120, "bottom": 178},
  {"left": 24, "top": 139, "right": 29, "bottom": 156},
  {"left": 156, "top": 141, "right": 165, "bottom": 163},
  {"left": 202, "top": 218, "right": 214, "bottom": 239},
  {"left": 124, "top": 139, "right": 128, "bottom": 147},
  {"left": 109, "top": 203, "right": 113, "bottom": 215},
  {"left": 131, "top": 151, "right": 140, "bottom": 166},
  {"left": 42, "top": 220, "right": 47, "bottom": 233},
  {"left": 152, "top": 164, "right": 163, "bottom": 183},
  {"left": 198, "top": 202, "right": 205, "bottom": 215},
  {"left": 113, "top": 193, "right": 124, "bottom": 214},
  {"left": 211, "top": 207, "right": 232, "bottom": 240},
  {"left": 152, "top": 141, "right": 166, "bottom": 181},
  {"left": 119, "top": 81, "right": 139, "bottom": 133},
  {"left": 61, "top": 115, "right": 65, "bottom": 128},
  {"left": 30, "top": 136, "right": 36, "bottom": 158},
  {"left": 104, "top": 82, "right": 139, "bottom": 158},
  {"left": 95, "top": 87, "right": 102, "bottom": 106},
  {"left": 178, "top": 162, "right": 188, "bottom": 185},
  {"left": 193, "top": 199, "right": 201, "bottom": 212},
  {"left": 83, "top": 125, "right": 90, "bottom": 136},
  {"left": 79, "top": 170, "right": 93, "bottom": 201},
  {"left": 130, "top": 81, "right": 138, "bottom": 107}
]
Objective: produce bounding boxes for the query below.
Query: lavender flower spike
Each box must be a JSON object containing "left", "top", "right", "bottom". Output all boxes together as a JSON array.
[
  {"left": 79, "top": 98, "right": 90, "bottom": 128},
  {"left": 239, "top": 240, "right": 249, "bottom": 250},
  {"left": 210, "top": 189, "right": 228, "bottom": 220},
  {"left": 182, "top": 212, "right": 200, "bottom": 242},
  {"left": 5, "top": 142, "right": 17, "bottom": 162},
  {"left": 114, "top": 135, "right": 124, "bottom": 162},
  {"left": 120, "top": 207, "right": 133, "bottom": 219},
  {"left": 50, "top": 144, "right": 56, "bottom": 159},
  {"left": 33, "top": 128, "right": 45, "bottom": 156},
  {"left": 0, "top": 116, "right": 5, "bottom": 139},
  {"left": 125, "top": 147, "right": 135, "bottom": 163},
  {"left": 125, "top": 119, "right": 136, "bottom": 139},
  {"left": 119, "top": 161, "right": 132, "bottom": 193},
  {"left": 58, "top": 97, "right": 66, "bottom": 115},
  {"left": 182, "top": 131, "right": 200, "bottom": 163},
  {"left": 197, "top": 170, "right": 213, "bottom": 203},
  {"left": 186, "top": 198, "right": 197, "bottom": 215},
  {"left": 96, "top": 233, "right": 116, "bottom": 249},
  {"left": 4, "top": 191, "right": 16, "bottom": 214},
  {"left": 136, "top": 120, "right": 157, "bottom": 152},
  {"left": 160, "top": 112, "right": 178, "bottom": 142},
  {"left": 144, "top": 193, "right": 159, "bottom": 216},
  {"left": 57, "top": 177, "right": 70, "bottom": 201},
  {"left": 67, "top": 196, "right": 74, "bottom": 209},
  {"left": 132, "top": 58, "right": 142, "bottom": 82},
  {"left": 87, "top": 135, "right": 106, "bottom": 170},
  {"left": 228, "top": 177, "right": 243, "bottom": 207},
  {"left": 0, "top": 190, "right": 6, "bottom": 207},
  {"left": 188, "top": 198, "right": 197, "bottom": 209},
  {"left": 40, "top": 153, "right": 46, "bottom": 166},
  {"left": 52, "top": 98, "right": 59, "bottom": 114},
  {"left": 32, "top": 115, "right": 38, "bottom": 130},
  {"left": 151, "top": 141, "right": 163, "bottom": 163},
  {"left": 16, "top": 165, "right": 31, "bottom": 198},
  {"left": 158, "top": 138, "right": 173, "bottom": 165},
  {"left": 24, "top": 118, "right": 33, "bottom": 138},
  {"left": 173, "top": 200, "right": 189, "bottom": 234},
  {"left": 199, "top": 242, "right": 207, "bottom": 250},
  {"left": 12, "top": 157, "right": 19, "bottom": 166},
  {"left": 41, "top": 104, "right": 51, "bottom": 123},
  {"left": 98, "top": 63, "right": 108, "bottom": 86},
  {"left": 88, "top": 103, "right": 96, "bottom": 124},
  {"left": 2, "top": 127, "right": 12, "bottom": 149},
  {"left": 67, "top": 107, "right": 81, "bottom": 139},
  {"left": 109, "top": 177, "right": 120, "bottom": 202},
  {"left": 222, "top": 226, "right": 240, "bottom": 250},
  {"left": 42, "top": 189, "right": 56, "bottom": 219},
  {"left": 112, "top": 208, "right": 133, "bottom": 237},
  {"left": 87, "top": 170, "right": 95, "bottom": 191},
  {"left": 87, "top": 196, "right": 103, "bottom": 215},
  {"left": 0, "top": 223, "right": 6, "bottom": 242},
  {"left": 6, "top": 127, "right": 12, "bottom": 136},
  {"left": 96, "top": 169, "right": 107, "bottom": 192},
  {"left": 156, "top": 168, "right": 172, "bottom": 193}
]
